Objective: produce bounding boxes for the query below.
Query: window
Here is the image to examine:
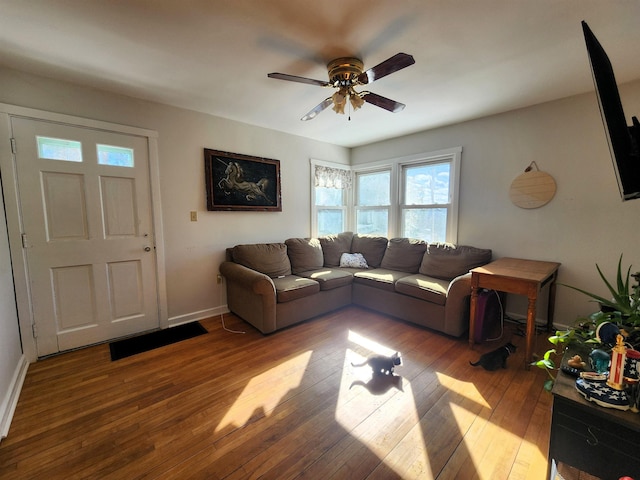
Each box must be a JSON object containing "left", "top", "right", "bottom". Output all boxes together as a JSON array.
[
  {"left": 311, "top": 147, "right": 461, "bottom": 242},
  {"left": 355, "top": 169, "right": 391, "bottom": 236},
  {"left": 401, "top": 160, "right": 451, "bottom": 243},
  {"left": 311, "top": 161, "right": 350, "bottom": 237}
]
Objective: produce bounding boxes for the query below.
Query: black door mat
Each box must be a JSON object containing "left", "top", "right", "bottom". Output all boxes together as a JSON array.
[{"left": 109, "top": 322, "right": 207, "bottom": 361}]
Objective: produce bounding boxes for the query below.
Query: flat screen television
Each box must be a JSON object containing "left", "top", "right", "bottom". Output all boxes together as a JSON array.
[{"left": 582, "top": 20, "right": 640, "bottom": 201}]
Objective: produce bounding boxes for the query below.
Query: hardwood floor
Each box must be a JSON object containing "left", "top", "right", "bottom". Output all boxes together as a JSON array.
[{"left": 0, "top": 306, "right": 553, "bottom": 479}]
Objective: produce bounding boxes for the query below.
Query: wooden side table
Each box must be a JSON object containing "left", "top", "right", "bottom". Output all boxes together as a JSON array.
[{"left": 468, "top": 257, "right": 560, "bottom": 369}]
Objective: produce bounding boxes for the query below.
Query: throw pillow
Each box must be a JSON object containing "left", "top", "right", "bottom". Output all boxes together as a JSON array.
[
  {"left": 419, "top": 243, "right": 492, "bottom": 280},
  {"left": 339, "top": 252, "right": 369, "bottom": 269},
  {"left": 285, "top": 237, "right": 324, "bottom": 274},
  {"left": 232, "top": 243, "right": 292, "bottom": 278},
  {"left": 319, "top": 232, "right": 353, "bottom": 267},
  {"left": 380, "top": 238, "right": 427, "bottom": 273},
  {"left": 351, "top": 234, "right": 388, "bottom": 268}
]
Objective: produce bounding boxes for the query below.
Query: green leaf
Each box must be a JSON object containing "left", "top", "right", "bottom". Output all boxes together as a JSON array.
[{"left": 543, "top": 379, "right": 554, "bottom": 391}]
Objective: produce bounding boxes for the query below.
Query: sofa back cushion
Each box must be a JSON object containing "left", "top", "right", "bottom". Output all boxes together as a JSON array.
[
  {"left": 319, "top": 232, "right": 353, "bottom": 267},
  {"left": 380, "top": 238, "right": 427, "bottom": 273},
  {"left": 419, "top": 243, "right": 492, "bottom": 280},
  {"left": 232, "top": 243, "right": 292, "bottom": 278},
  {"left": 351, "top": 234, "right": 388, "bottom": 268},
  {"left": 285, "top": 237, "right": 324, "bottom": 274}
]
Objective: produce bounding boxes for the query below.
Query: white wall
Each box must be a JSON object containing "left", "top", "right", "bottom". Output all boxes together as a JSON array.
[
  {"left": 352, "top": 79, "right": 640, "bottom": 327},
  {"left": 0, "top": 67, "right": 350, "bottom": 326}
]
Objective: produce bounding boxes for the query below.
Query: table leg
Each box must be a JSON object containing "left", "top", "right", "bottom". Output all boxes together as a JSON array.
[
  {"left": 525, "top": 295, "right": 537, "bottom": 370},
  {"left": 547, "top": 277, "right": 558, "bottom": 332},
  {"left": 469, "top": 284, "right": 479, "bottom": 348}
]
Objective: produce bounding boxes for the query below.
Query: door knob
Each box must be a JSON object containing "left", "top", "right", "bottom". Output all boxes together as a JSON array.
[{"left": 144, "top": 246, "right": 152, "bottom": 252}]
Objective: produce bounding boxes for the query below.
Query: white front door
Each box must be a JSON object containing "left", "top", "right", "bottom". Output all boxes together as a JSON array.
[{"left": 11, "top": 117, "right": 159, "bottom": 356}]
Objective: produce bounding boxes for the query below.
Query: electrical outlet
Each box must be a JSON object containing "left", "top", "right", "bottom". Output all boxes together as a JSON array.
[
  {"left": 190, "top": 211, "right": 198, "bottom": 222},
  {"left": 217, "top": 274, "right": 223, "bottom": 284}
]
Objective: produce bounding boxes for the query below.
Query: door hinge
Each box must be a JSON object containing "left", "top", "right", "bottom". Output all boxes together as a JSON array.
[
  {"left": 10, "top": 138, "right": 17, "bottom": 154},
  {"left": 32, "top": 323, "right": 37, "bottom": 338},
  {"left": 21, "top": 233, "right": 28, "bottom": 249}
]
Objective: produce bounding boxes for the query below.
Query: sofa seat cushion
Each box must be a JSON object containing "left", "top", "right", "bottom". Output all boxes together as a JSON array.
[
  {"left": 285, "top": 237, "right": 324, "bottom": 274},
  {"left": 420, "top": 243, "right": 492, "bottom": 280},
  {"left": 353, "top": 268, "right": 412, "bottom": 292},
  {"left": 297, "top": 268, "right": 353, "bottom": 291},
  {"left": 232, "top": 243, "right": 292, "bottom": 278},
  {"left": 272, "top": 276, "right": 320, "bottom": 303},
  {"left": 394, "top": 274, "right": 449, "bottom": 305},
  {"left": 380, "top": 238, "right": 427, "bottom": 273}
]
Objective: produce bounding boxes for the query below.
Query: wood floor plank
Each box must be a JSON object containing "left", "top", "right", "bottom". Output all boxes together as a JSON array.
[{"left": 0, "top": 306, "right": 553, "bottom": 480}]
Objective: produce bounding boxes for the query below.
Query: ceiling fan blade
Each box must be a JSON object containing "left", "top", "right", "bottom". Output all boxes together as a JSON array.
[
  {"left": 362, "top": 92, "right": 406, "bottom": 113},
  {"left": 268, "top": 72, "right": 331, "bottom": 87},
  {"left": 301, "top": 97, "right": 334, "bottom": 121},
  {"left": 358, "top": 53, "right": 415, "bottom": 85}
]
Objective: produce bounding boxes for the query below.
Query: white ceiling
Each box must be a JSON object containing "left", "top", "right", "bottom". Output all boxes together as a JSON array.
[{"left": 1, "top": 0, "right": 639, "bottom": 148}]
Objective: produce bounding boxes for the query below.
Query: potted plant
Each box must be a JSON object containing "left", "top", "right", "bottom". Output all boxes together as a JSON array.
[{"left": 533, "top": 255, "right": 640, "bottom": 390}]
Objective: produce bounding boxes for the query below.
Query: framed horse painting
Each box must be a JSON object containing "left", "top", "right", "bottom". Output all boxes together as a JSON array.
[{"left": 204, "top": 149, "right": 282, "bottom": 211}]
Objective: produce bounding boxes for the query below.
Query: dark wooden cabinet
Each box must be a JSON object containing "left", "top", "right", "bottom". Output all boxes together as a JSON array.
[{"left": 550, "top": 370, "right": 640, "bottom": 479}]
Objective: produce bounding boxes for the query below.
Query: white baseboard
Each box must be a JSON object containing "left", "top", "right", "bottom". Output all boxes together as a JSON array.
[
  {"left": 167, "top": 305, "right": 228, "bottom": 327},
  {"left": 0, "top": 354, "right": 29, "bottom": 442}
]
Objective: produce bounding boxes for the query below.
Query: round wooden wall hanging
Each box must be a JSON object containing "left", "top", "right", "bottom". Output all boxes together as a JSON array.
[{"left": 509, "top": 163, "right": 557, "bottom": 209}]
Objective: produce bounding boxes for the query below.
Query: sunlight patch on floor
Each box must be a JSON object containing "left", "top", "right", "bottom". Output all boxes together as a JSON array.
[
  {"left": 334, "top": 330, "right": 433, "bottom": 479},
  {"left": 215, "top": 350, "right": 312, "bottom": 432},
  {"left": 435, "top": 371, "right": 491, "bottom": 409}
]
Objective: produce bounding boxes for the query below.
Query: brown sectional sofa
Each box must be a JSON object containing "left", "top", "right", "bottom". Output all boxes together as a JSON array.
[{"left": 219, "top": 232, "right": 491, "bottom": 337}]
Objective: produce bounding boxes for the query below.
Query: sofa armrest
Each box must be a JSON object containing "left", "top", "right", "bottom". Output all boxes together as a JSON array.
[
  {"left": 443, "top": 272, "right": 472, "bottom": 337},
  {"left": 219, "top": 261, "right": 277, "bottom": 333}
]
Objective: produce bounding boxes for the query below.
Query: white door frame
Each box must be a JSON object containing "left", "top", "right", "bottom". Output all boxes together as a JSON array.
[{"left": 0, "top": 103, "right": 168, "bottom": 362}]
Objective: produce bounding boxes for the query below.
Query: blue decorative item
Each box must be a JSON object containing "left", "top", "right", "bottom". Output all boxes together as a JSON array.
[
  {"left": 589, "top": 349, "right": 611, "bottom": 373},
  {"left": 595, "top": 321, "right": 620, "bottom": 344},
  {"left": 575, "top": 377, "right": 629, "bottom": 410}
]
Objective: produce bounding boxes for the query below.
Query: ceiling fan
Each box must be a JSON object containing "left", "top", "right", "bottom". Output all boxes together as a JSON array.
[{"left": 267, "top": 52, "right": 415, "bottom": 121}]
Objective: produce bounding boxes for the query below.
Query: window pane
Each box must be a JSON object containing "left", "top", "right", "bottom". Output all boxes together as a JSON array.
[
  {"left": 358, "top": 171, "right": 390, "bottom": 206},
  {"left": 315, "top": 186, "right": 343, "bottom": 207},
  {"left": 97, "top": 144, "right": 134, "bottom": 167},
  {"left": 357, "top": 209, "right": 388, "bottom": 236},
  {"left": 318, "top": 209, "right": 344, "bottom": 236},
  {"left": 402, "top": 208, "right": 447, "bottom": 243},
  {"left": 37, "top": 136, "right": 82, "bottom": 162},
  {"left": 404, "top": 162, "right": 450, "bottom": 205}
]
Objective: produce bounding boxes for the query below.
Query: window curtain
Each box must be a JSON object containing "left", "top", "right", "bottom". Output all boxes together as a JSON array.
[{"left": 314, "top": 165, "right": 352, "bottom": 189}]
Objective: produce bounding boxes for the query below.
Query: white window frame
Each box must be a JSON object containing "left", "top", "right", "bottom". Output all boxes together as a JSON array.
[
  {"left": 397, "top": 148, "right": 461, "bottom": 243},
  {"left": 310, "top": 159, "right": 352, "bottom": 237},
  {"left": 310, "top": 147, "right": 461, "bottom": 242},
  {"left": 353, "top": 164, "right": 394, "bottom": 238}
]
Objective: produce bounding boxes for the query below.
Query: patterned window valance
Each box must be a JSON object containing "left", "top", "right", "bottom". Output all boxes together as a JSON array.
[{"left": 314, "top": 165, "right": 352, "bottom": 189}]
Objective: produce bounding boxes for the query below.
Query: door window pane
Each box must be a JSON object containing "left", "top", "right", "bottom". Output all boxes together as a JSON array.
[
  {"left": 404, "top": 162, "right": 450, "bottom": 205},
  {"left": 37, "top": 136, "right": 82, "bottom": 162},
  {"left": 97, "top": 144, "right": 134, "bottom": 167},
  {"left": 402, "top": 208, "right": 447, "bottom": 243}
]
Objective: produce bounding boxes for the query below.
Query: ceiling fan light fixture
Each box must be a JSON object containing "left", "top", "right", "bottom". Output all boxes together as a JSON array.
[
  {"left": 350, "top": 90, "right": 365, "bottom": 111},
  {"left": 332, "top": 89, "right": 347, "bottom": 114}
]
